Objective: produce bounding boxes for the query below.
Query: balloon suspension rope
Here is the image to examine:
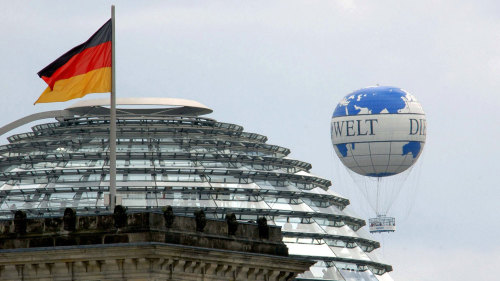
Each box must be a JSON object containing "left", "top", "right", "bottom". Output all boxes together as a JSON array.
[{"left": 376, "top": 177, "right": 381, "bottom": 217}]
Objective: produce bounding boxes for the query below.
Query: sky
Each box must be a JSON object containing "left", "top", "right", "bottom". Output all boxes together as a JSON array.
[{"left": 1, "top": 1, "right": 499, "bottom": 280}]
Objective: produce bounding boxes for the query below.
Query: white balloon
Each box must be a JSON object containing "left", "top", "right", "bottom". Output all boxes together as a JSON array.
[{"left": 331, "top": 86, "right": 426, "bottom": 177}]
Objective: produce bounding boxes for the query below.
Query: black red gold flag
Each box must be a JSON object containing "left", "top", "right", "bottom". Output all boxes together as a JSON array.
[{"left": 35, "top": 19, "right": 112, "bottom": 104}]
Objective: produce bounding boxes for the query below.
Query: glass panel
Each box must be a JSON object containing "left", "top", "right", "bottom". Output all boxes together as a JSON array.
[
  {"left": 0, "top": 165, "right": 17, "bottom": 172},
  {"left": 33, "top": 162, "right": 59, "bottom": 169},
  {"left": 57, "top": 175, "right": 84, "bottom": 182},
  {"left": 315, "top": 205, "right": 343, "bottom": 215},
  {"left": 254, "top": 180, "right": 278, "bottom": 190},
  {"left": 158, "top": 198, "right": 217, "bottom": 208},
  {"left": 200, "top": 161, "right": 227, "bottom": 168},
  {"left": 77, "top": 146, "right": 100, "bottom": 153},
  {"left": 163, "top": 160, "right": 195, "bottom": 167},
  {"left": 267, "top": 202, "right": 292, "bottom": 211},
  {"left": 325, "top": 238, "right": 347, "bottom": 248},
  {"left": 330, "top": 246, "right": 370, "bottom": 261},
  {"left": 286, "top": 242, "right": 335, "bottom": 257},
  {"left": 129, "top": 144, "right": 149, "bottom": 152},
  {"left": 87, "top": 174, "right": 103, "bottom": 181},
  {"left": 209, "top": 182, "right": 259, "bottom": 189},
  {"left": 281, "top": 222, "right": 326, "bottom": 234},
  {"left": 65, "top": 160, "right": 91, "bottom": 167},
  {"left": 6, "top": 183, "right": 42, "bottom": 190},
  {"left": 127, "top": 174, "right": 153, "bottom": 181},
  {"left": 297, "top": 261, "right": 346, "bottom": 280},
  {"left": 339, "top": 269, "right": 379, "bottom": 281},
  {"left": 209, "top": 175, "right": 240, "bottom": 183},
  {"left": 283, "top": 237, "right": 297, "bottom": 243},
  {"left": 163, "top": 174, "right": 202, "bottom": 182},
  {"left": 158, "top": 145, "right": 183, "bottom": 152},
  {"left": 76, "top": 192, "right": 100, "bottom": 207},
  {"left": 297, "top": 238, "right": 314, "bottom": 244},
  {"left": 103, "top": 174, "right": 124, "bottom": 181},
  {"left": 214, "top": 200, "right": 269, "bottom": 209},
  {"left": 290, "top": 203, "right": 314, "bottom": 212},
  {"left": 128, "top": 160, "right": 151, "bottom": 168}
]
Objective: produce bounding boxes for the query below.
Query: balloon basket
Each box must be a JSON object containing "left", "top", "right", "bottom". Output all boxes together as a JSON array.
[{"left": 369, "top": 216, "right": 396, "bottom": 233}]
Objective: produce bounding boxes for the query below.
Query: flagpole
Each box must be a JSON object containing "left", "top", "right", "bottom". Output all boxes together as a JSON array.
[{"left": 110, "top": 5, "right": 117, "bottom": 211}]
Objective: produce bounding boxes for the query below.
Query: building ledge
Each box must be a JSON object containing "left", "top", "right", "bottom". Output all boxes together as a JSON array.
[{"left": 0, "top": 208, "right": 288, "bottom": 257}]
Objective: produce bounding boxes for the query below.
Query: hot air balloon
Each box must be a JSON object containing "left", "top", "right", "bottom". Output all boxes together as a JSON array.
[{"left": 331, "top": 86, "right": 426, "bottom": 233}]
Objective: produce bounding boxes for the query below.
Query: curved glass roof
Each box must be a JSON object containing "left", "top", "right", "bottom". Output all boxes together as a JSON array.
[{"left": 0, "top": 99, "right": 393, "bottom": 281}]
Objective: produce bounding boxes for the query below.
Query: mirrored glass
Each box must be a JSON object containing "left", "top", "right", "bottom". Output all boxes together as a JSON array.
[
  {"left": 330, "top": 246, "right": 370, "bottom": 261},
  {"left": 281, "top": 222, "right": 326, "bottom": 234},
  {"left": 321, "top": 225, "right": 358, "bottom": 237},
  {"left": 215, "top": 200, "right": 269, "bottom": 209},
  {"left": 338, "top": 269, "right": 379, "bottom": 281},
  {"left": 298, "top": 261, "right": 347, "bottom": 280},
  {"left": 103, "top": 174, "right": 124, "bottom": 181},
  {"left": 128, "top": 160, "right": 152, "bottom": 168},
  {"left": 315, "top": 205, "right": 343, "bottom": 215},
  {"left": 163, "top": 174, "right": 202, "bottom": 182},
  {"left": 127, "top": 174, "right": 153, "bottom": 181},
  {"left": 65, "top": 160, "right": 92, "bottom": 167},
  {"left": 286, "top": 242, "right": 335, "bottom": 257}
]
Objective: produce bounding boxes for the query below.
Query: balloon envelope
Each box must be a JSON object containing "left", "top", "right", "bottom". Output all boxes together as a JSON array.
[{"left": 331, "top": 86, "right": 426, "bottom": 177}]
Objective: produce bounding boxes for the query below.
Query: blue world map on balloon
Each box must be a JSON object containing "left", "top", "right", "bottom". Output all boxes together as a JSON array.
[
  {"left": 332, "top": 86, "right": 421, "bottom": 160},
  {"left": 333, "top": 86, "right": 408, "bottom": 117}
]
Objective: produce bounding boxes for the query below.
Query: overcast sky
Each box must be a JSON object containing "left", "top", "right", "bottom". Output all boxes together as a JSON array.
[{"left": 1, "top": 1, "right": 499, "bottom": 280}]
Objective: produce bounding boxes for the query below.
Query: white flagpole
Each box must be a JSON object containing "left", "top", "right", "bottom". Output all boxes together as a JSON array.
[{"left": 110, "top": 5, "right": 117, "bottom": 210}]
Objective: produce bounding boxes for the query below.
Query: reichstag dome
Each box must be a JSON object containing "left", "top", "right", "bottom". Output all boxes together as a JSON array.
[{"left": 0, "top": 98, "right": 393, "bottom": 281}]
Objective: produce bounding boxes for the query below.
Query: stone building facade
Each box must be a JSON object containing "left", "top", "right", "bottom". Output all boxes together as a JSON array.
[{"left": 0, "top": 208, "right": 314, "bottom": 280}]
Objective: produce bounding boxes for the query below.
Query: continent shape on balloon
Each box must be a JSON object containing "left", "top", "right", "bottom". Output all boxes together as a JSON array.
[{"left": 331, "top": 86, "right": 426, "bottom": 177}]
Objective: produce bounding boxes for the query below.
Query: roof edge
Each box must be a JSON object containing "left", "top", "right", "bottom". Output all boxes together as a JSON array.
[{"left": 66, "top": 97, "right": 213, "bottom": 116}]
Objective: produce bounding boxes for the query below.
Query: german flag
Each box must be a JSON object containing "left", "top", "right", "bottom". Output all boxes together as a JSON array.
[{"left": 35, "top": 19, "right": 112, "bottom": 104}]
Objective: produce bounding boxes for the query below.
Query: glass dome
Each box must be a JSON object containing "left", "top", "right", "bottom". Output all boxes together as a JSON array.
[{"left": 0, "top": 98, "right": 393, "bottom": 280}]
